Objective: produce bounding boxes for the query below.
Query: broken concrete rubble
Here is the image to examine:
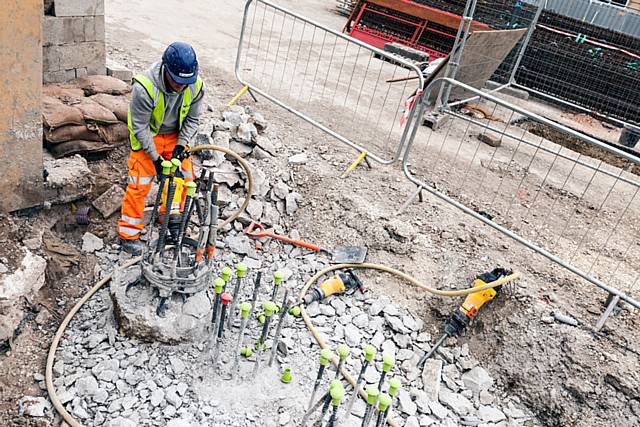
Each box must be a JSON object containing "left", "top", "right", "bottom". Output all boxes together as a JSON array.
[
  {"left": 92, "top": 184, "right": 125, "bottom": 218},
  {"left": 44, "top": 154, "right": 94, "bottom": 204}
]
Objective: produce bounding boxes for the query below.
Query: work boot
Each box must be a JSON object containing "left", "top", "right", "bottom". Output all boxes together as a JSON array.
[{"left": 120, "top": 238, "right": 143, "bottom": 256}]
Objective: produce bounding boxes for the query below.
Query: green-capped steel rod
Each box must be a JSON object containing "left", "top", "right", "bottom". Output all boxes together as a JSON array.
[
  {"left": 252, "top": 300, "right": 277, "bottom": 376},
  {"left": 154, "top": 162, "right": 179, "bottom": 261},
  {"left": 174, "top": 180, "right": 198, "bottom": 267},
  {"left": 271, "top": 270, "right": 284, "bottom": 301},
  {"left": 361, "top": 386, "right": 380, "bottom": 427},
  {"left": 377, "top": 378, "right": 401, "bottom": 426},
  {"left": 373, "top": 393, "right": 392, "bottom": 427},
  {"left": 268, "top": 290, "right": 291, "bottom": 367},
  {"left": 146, "top": 160, "right": 173, "bottom": 261},
  {"left": 227, "top": 263, "right": 248, "bottom": 329},
  {"left": 301, "top": 378, "right": 341, "bottom": 427},
  {"left": 327, "top": 382, "right": 346, "bottom": 427},
  {"left": 377, "top": 353, "right": 395, "bottom": 391},
  {"left": 307, "top": 348, "right": 333, "bottom": 411},
  {"left": 210, "top": 277, "right": 225, "bottom": 334},
  {"left": 317, "top": 344, "right": 350, "bottom": 424},
  {"left": 344, "top": 344, "right": 377, "bottom": 419},
  {"left": 231, "top": 302, "right": 252, "bottom": 379},
  {"left": 212, "top": 292, "right": 232, "bottom": 370}
]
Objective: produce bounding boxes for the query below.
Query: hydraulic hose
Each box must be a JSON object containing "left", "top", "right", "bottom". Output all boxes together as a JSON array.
[
  {"left": 46, "top": 145, "right": 254, "bottom": 427},
  {"left": 299, "top": 263, "right": 521, "bottom": 427}
]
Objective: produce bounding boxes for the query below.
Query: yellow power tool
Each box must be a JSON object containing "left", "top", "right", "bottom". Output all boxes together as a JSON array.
[
  {"left": 417, "top": 267, "right": 512, "bottom": 367},
  {"left": 302, "top": 270, "right": 365, "bottom": 305}
]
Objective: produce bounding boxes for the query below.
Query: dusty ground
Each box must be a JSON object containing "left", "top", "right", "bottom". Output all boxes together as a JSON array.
[{"left": 0, "top": 0, "right": 638, "bottom": 426}]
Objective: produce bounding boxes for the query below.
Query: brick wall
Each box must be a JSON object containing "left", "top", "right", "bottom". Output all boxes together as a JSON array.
[{"left": 43, "top": 0, "right": 106, "bottom": 83}]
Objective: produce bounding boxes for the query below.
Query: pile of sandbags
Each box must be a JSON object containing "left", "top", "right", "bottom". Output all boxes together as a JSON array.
[{"left": 43, "top": 75, "right": 131, "bottom": 159}]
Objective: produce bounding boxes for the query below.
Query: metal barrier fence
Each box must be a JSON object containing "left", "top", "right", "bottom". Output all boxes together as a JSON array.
[
  {"left": 404, "top": 78, "right": 640, "bottom": 325},
  {"left": 236, "top": 0, "right": 426, "bottom": 165}
]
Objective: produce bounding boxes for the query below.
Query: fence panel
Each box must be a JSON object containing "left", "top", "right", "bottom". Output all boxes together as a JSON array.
[
  {"left": 236, "top": 0, "right": 426, "bottom": 164},
  {"left": 404, "top": 78, "right": 640, "bottom": 313},
  {"left": 512, "top": 9, "right": 640, "bottom": 126}
]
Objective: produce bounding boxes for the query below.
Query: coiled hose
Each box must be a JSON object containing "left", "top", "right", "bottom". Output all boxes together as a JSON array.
[{"left": 46, "top": 145, "right": 520, "bottom": 426}]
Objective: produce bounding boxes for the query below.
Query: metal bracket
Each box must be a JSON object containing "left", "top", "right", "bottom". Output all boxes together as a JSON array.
[{"left": 594, "top": 294, "right": 620, "bottom": 332}]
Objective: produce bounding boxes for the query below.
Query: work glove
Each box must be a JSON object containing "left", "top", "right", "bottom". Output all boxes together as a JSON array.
[
  {"left": 172, "top": 144, "right": 188, "bottom": 161},
  {"left": 153, "top": 157, "right": 165, "bottom": 176}
]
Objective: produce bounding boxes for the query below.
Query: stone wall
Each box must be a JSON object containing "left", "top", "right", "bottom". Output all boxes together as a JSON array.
[{"left": 43, "top": 0, "right": 106, "bottom": 84}]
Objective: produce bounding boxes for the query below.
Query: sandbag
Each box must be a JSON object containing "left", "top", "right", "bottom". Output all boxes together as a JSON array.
[
  {"left": 47, "top": 140, "right": 114, "bottom": 159},
  {"left": 98, "top": 122, "right": 129, "bottom": 143},
  {"left": 43, "top": 96, "right": 85, "bottom": 129},
  {"left": 73, "top": 75, "right": 131, "bottom": 96},
  {"left": 45, "top": 124, "right": 102, "bottom": 144},
  {"left": 90, "top": 93, "right": 129, "bottom": 122},
  {"left": 73, "top": 98, "right": 120, "bottom": 125},
  {"left": 43, "top": 85, "right": 85, "bottom": 100}
]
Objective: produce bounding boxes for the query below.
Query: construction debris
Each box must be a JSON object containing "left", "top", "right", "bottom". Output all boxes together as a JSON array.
[{"left": 92, "top": 184, "right": 126, "bottom": 218}]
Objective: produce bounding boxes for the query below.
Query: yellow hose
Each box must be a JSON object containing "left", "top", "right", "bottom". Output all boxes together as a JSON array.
[
  {"left": 299, "top": 263, "right": 520, "bottom": 427},
  {"left": 46, "top": 145, "right": 254, "bottom": 427}
]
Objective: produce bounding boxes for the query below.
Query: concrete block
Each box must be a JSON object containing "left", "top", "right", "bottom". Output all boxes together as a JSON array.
[
  {"left": 57, "top": 41, "right": 105, "bottom": 70},
  {"left": 64, "top": 16, "right": 85, "bottom": 43},
  {"left": 43, "top": 45, "right": 61, "bottom": 72},
  {"left": 106, "top": 58, "right": 132, "bottom": 81},
  {"left": 75, "top": 67, "right": 88, "bottom": 78},
  {"left": 43, "top": 69, "right": 77, "bottom": 84},
  {"left": 83, "top": 15, "right": 105, "bottom": 42},
  {"left": 87, "top": 65, "right": 106, "bottom": 76},
  {"left": 54, "top": 0, "right": 104, "bottom": 17},
  {"left": 43, "top": 16, "right": 65, "bottom": 46}
]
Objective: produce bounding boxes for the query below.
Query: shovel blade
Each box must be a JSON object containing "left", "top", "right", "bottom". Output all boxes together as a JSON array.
[{"left": 331, "top": 245, "right": 368, "bottom": 264}]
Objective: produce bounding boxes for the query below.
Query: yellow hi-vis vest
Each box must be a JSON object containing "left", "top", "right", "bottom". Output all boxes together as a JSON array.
[{"left": 127, "top": 74, "right": 204, "bottom": 151}]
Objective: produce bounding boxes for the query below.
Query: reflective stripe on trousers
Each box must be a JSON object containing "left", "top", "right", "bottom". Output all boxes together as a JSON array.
[
  {"left": 118, "top": 225, "right": 141, "bottom": 237},
  {"left": 128, "top": 175, "right": 154, "bottom": 185}
]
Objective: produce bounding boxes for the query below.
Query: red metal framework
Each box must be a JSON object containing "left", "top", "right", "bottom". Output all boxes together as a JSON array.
[{"left": 344, "top": 0, "right": 490, "bottom": 61}]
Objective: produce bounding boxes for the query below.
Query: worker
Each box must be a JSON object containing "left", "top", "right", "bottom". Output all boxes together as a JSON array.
[{"left": 117, "top": 41, "right": 205, "bottom": 255}]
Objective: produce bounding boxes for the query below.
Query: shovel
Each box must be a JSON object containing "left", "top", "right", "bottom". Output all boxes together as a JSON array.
[{"left": 245, "top": 222, "right": 367, "bottom": 264}]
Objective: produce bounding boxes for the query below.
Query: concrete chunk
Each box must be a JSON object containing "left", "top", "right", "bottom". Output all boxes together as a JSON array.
[
  {"left": 44, "top": 154, "right": 94, "bottom": 204},
  {"left": 92, "top": 184, "right": 125, "bottom": 218},
  {"left": 106, "top": 58, "right": 132, "bottom": 81},
  {"left": 421, "top": 358, "right": 443, "bottom": 401}
]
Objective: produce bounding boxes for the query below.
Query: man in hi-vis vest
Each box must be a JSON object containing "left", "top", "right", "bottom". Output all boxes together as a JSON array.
[{"left": 117, "top": 42, "right": 205, "bottom": 255}]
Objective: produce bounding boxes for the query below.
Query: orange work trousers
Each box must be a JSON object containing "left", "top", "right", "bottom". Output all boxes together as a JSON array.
[{"left": 117, "top": 133, "right": 194, "bottom": 240}]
